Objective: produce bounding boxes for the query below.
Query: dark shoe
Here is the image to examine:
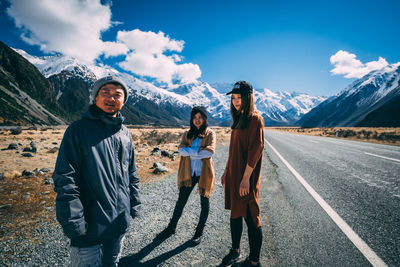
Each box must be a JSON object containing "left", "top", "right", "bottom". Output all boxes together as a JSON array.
[
  {"left": 221, "top": 248, "right": 241, "bottom": 266},
  {"left": 237, "top": 257, "right": 261, "bottom": 267},
  {"left": 154, "top": 226, "right": 175, "bottom": 240},
  {"left": 190, "top": 234, "right": 202, "bottom": 246}
]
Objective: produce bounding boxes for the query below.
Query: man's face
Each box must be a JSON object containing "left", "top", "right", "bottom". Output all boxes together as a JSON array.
[{"left": 95, "top": 84, "right": 125, "bottom": 116}]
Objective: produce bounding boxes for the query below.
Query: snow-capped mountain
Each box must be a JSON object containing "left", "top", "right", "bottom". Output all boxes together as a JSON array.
[
  {"left": 211, "top": 83, "right": 326, "bottom": 125},
  {"left": 254, "top": 89, "right": 325, "bottom": 125},
  {"left": 298, "top": 63, "right": 400, "bottom": 127},
  {"left": 14, "top": 49, "right": 99, "bottom": 81},
  {"left": 14, "top": 48, "right": 326, "bottom": 126}
]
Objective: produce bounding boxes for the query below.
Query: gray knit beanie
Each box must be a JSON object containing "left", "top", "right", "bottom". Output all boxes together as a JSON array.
[{"left": 91, "top": 75, "right": 129, "bottom": 104}]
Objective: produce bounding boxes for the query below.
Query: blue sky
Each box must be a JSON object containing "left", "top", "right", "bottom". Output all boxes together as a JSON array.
[{"left": 1, "top": 0, "right": 400, "bottom": 96}]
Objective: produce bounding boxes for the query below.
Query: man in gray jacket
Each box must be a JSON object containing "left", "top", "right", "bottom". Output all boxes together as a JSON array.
[{"left": 53, "top": 75, "right": 141, "bottom": 267}]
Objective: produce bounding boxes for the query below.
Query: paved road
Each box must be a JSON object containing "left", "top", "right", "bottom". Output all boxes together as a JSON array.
[{"left": 264, "top": 130, "right": 400, "bottom": 266}]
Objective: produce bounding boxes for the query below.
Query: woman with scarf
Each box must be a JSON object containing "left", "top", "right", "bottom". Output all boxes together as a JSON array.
[
  {"left": 155, "top": 106, "right": 216, "bottom": 246},
  {"left": 221, "top": 81, "right": 265, "bottom": 267}
]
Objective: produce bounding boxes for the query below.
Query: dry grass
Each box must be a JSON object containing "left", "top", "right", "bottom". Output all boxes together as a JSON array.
[
  {"left": 267, "top": 127, "right": 400, "bottom": 146},
  {"left": 0, "top": 126, "right": 231, "bottom": 243},
  {"left": 0, "top": 172, "right": 56, "bottom": 243},
  {"left": 0, "top": 128, "right": 64, "bottom": 175}
]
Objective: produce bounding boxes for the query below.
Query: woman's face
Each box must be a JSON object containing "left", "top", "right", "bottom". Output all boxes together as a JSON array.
[
  {"left": 231, "top": 93, "right": 242, "bottom": 111},
  {"left": 193, "top": 112, "right": 204, "bottom": 129}
]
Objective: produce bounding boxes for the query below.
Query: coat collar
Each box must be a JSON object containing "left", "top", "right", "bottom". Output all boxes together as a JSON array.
[{"left": 83, "top": 104, "right": 124, "bottom": 131}]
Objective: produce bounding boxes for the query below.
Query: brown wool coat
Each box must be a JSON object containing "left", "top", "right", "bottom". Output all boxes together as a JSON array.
[
  {"left": 177, "top": 128, "right": 216, "bottom": 198},
  {"left": 224, "top": 113, "right": 264, "bottom": 227}
]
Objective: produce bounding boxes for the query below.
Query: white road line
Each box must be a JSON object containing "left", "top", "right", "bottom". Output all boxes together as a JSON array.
[
  {"left": 310, "top": 140, "right": 319, "bottom": 143},
  {"left": 266, "top": 140, "right": 387, "bottom": 267},
  {"left": 364, "top": 152, "right": 400, "bottom": 163}
]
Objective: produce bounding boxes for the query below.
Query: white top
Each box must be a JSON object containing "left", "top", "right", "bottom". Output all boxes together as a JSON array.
[{"left": 178, "top": 137, "right": 213, "bottom": 176}]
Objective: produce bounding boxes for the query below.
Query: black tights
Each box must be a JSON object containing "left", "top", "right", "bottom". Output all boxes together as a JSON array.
[
  {"left": 230, "top": 207, "right": 263, "bottom": 263},
  {"left": 169, "top": 175, "right": 210, "bottom": 236}
]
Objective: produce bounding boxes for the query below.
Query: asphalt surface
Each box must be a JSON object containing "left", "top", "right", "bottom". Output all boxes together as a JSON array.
[{"left": 264, "top": 130, "right": 400, "bottom": 266}]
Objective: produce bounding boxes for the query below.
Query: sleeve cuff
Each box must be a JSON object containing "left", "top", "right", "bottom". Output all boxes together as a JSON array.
[{"left": 63, "top": 219, "right": 87, "bottom": 238}]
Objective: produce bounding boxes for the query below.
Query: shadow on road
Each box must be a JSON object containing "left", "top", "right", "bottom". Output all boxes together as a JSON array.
[{"left": 119, "top": 239, "right": 193, "bottom": 266}]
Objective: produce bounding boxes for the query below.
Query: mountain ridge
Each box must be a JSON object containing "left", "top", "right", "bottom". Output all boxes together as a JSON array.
[
  {"left": 298, "top": 63, "right": 400, "bottom": 127},
  {"left": 0, "top": 41, "right": 69, "bottom": 125},
  {"left": 13, "top": 47, "right": 325, "bottom": 126}
]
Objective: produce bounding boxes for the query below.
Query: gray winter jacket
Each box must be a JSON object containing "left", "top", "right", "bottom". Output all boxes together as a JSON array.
[{"left": 53, "top": 107, "right": 141, "bottom": 247}]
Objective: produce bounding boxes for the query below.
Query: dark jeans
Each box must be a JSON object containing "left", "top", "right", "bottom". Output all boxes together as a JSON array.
[
  {"left": 230, "top": 206, "right": 263, "bottom": 262},
  {"left": 70, "top": 235, "right": 125, "bottom": 267},
  {"left": 169, "top": 175, "right": 210, "bottom": 236}
]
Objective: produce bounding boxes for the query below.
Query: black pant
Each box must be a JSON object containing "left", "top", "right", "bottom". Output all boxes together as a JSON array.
[
  {"left": 169, "top": 175, "right": 210, "bottom": 236},
  {"left": 230, "top": 206, "right": 263, "bottom": 262}
]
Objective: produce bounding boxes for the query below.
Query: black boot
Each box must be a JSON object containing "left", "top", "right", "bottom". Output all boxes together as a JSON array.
[
  {"left": 221, "top": 248, "right": 241, "bottom": 266},
  {"left": 190, "top": 229, "right": 203, "bottom": 246},
  {"left": 238, "top": 257, "right": 261, "bottom": 267},
  {"left": 191, "top": 195, "right": 209, "bottom": 246}
]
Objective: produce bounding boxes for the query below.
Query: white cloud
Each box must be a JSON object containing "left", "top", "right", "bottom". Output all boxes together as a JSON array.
[
  {"left": 330, "top": 50, "right": 389, "bottom": 78},
  {"left": 117, "top": 30, "right": 184, "bottom": 54},
  {"left": 6, "top": 0, "right": 124, "bottom": 62},
  {"left": 102, "top": 41, "right": 129, "bottom": 58},
  {"left": 117, "top": 30, "right": 201, "bottom": 84},
  {"left": 7, "top": 1, "right": 201, "bottom": 84},
  {"left": 175, "top": 63, "right": 202, "bottom": 84}
]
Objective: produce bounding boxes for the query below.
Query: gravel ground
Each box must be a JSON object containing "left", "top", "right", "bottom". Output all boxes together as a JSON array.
[{"left": 1, "top": 146, "right": 280, "bottom": 266}]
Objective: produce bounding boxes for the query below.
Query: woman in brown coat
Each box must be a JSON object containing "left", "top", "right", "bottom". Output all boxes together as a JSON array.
[
  {"left": 155, "top": 106, "right": 216, "bottom": 246},
  {"left": 221, "top": 81, "right": 264, "bottom": 267}
]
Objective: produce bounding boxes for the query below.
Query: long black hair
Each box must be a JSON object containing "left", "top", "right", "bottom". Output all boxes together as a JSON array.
[{"left": 187, "top": 106, "right": 208, "bottom": 139}]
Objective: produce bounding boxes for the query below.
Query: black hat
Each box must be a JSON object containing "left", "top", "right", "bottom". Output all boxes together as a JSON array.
[
  {"left": 226, "top": 80, "right": 253, "bottom": 95},
  {"left": 191, "top": 106, "right": 207, "bottom": 119}
]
